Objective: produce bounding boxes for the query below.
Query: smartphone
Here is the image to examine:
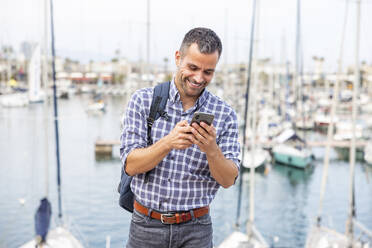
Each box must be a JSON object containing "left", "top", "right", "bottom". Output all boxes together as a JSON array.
[{"left": 190, "top": 112, "right": 214, "bottom": 126}]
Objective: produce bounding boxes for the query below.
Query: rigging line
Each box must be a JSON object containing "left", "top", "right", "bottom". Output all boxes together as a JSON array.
[
  {"left": 346, "top": 0, "right": 361, "bottom": 243},
  {"left": 297, "top": 0, "right": 307, "bottom": 141},
  {"left": 43, "top": 0, "right": 50, "bottom": 198},
  {"left": 300, "top": 35, "right": 309, "bottom": 141},
  {"left": 235, "top": 0, "right": 257, "bottom": 228},
  {"left": 293, "top": 0, "right": 301, "bottom": 134},
  {"left": 317, "top": 0, "right": 350, "bottom": 226},
  {"left": 50, "top": 0, "right": 63, "bottom": 220},
  {"left": 68, "top": 215, "right": 91, "bottom": 248}
]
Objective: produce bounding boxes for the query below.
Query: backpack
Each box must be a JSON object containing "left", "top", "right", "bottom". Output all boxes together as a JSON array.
[{"left": 118, "top": 81, "right": 170, "bottom": 212}]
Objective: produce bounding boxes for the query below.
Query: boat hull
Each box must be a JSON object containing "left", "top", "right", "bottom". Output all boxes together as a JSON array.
[{"left": 273, "top": 152, "right": 311, "bottom": 168}]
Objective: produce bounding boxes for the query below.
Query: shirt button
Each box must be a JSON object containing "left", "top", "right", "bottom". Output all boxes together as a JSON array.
[{"left": 168, "top": 178, "right": 171, "bottom": 182}]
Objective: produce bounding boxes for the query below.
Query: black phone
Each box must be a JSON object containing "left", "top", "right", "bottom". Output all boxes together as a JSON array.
[{"left": 190, "top": 112, "right": 214, "bottom": 126}]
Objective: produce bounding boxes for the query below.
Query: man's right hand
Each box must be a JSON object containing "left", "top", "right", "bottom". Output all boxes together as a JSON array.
[
  {"left": 164, "top": 120, "right": 194, "bottom": 150},
  {"left": 126, "top": 120, "right": 194, "bottom": 175}
]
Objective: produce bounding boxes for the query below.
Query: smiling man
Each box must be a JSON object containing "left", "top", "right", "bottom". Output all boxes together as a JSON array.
[
  {"left": 120, "top": 27, "right": 241, "bottom": 248},
  {"left": 174, "top": 42, "right": 218, "bottom": 108}
]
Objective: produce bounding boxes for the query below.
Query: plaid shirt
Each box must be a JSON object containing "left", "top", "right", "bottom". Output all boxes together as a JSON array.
[{"left": 120, "top": 81, "right": 240, "bottom": 212}]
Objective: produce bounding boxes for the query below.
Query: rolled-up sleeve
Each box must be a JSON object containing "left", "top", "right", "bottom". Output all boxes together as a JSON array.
[
  {"left": 217, "top": 109, "right": 241, "bottom": 171},
  {"left": 120, "top": 90, "right": 148, "bottom": 174}
]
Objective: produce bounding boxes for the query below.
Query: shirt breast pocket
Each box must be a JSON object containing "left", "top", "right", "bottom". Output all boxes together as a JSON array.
[{"left": 184, "top": 147, "right": 209, "bottom": 176}]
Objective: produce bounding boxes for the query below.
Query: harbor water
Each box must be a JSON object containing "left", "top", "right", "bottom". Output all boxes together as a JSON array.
[{"left": 0, "top": 94, "right": 371, "bottom": 247}]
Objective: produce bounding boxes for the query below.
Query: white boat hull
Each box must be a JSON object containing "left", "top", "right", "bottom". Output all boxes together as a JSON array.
[
  {"left": 0, "top": 94, "right": 29, "bottom": 107},
  {"left": 19, "top": 226, "right": 84, "bottom": 248},
  {"left": 218, "top": 229, "right": 269, "bottom": 248},
  {"left": 242, "top": 149, "right": 270, "bottom": 170}
]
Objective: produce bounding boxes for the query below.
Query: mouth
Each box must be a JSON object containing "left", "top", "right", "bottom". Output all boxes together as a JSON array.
[{"left": 186, "top": 78, "right": 203, "bottom": 89}]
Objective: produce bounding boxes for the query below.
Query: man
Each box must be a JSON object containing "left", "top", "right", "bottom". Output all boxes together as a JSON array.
[{"left": 120, "top": 27, "right": 240, "bottom": 248}]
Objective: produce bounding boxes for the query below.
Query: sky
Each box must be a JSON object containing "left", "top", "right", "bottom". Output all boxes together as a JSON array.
[{"left": 1, "top": 0, "right": 371, "bottom": 73}]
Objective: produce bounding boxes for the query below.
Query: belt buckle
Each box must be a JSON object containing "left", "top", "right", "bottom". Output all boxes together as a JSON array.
[{"left": 160, "top": 213, "right": 176, "bottom": 224}]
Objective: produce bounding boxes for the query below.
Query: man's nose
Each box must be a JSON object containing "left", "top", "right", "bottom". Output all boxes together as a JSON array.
[{"left": 194, "top": 72, "right": 204, "bottom": 83}]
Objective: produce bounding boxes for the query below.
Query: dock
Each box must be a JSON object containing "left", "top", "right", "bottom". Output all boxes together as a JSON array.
[
  {"left": 306, "top": 140, "right": 367, "bottom": 148},
  {"left": 250, "top": 139, "right": 367, "bottom": 149},
  {"left": 95, "top": 139, "right": 368, "bottom": 156},
  {"left": 95, "top": 140, "right": 120, "bottom": 156}
]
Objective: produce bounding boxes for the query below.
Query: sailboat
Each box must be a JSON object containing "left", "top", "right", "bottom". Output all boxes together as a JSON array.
[
  {"left": 272, "top": 129, "right": 312, "bottom": 169},
  {"left": 0, "top": 44, "right": 44, "bottom": 107},
  {"left": 28, "top": 44, "right": 44, "bottom": 103},
  {"left": 218, "top": 0, "right": 269, "bottom": 247},
  {"left": 241, "top": 59, "right": 271, "bottom": 173},
  {"left": 0, "top": 92, "right": 29, "bottom": 107},
  {"left": 241, "top": 148, "right": 270, "bottom": 172},
  {"left": 86, "top": 92, "right": 106, "bottom": 113},
  {"left": 20, "top": 0, "right": 84, "bottom": 247},
  {"left": 306, "top": 0, "right": 372, "bottom": 246},
  {"left": 272, "top": 0, "right": 312, "bottom": 169},
  {"left": 363, "top": 141, "right": 372, "bottom": 165},
  {"left": 333, "top": 121, "right": 365, "bottom": 161}
]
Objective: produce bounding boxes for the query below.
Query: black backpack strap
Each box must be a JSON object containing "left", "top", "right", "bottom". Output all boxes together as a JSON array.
[
  {"left": 144, "top": 81, "right": 170, "bottom": 183},
  {"left": 118, "top": 82, "right": 170, "bottom": 211},
  {"left": 146, "top": 81, "right": 170, "bottom": 145},
  {"left": 156, "top": 81, "right": 170, "bottom": 120}
]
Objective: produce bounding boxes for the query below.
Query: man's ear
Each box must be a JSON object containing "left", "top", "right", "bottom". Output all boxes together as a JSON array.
[{"left": 175, "top": 50, "right": 181, "bottom": 67}]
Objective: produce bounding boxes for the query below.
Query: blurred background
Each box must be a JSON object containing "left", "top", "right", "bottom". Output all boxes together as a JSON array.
[{"left": 0, "top": 0, "right": 371, "bottom": 247}]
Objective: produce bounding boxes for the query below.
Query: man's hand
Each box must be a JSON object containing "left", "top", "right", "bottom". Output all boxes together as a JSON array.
[
  {"left": 165, "top": 120, "right": 194, "bottom": 150},
  {"left": 190, "top": 122, "right": 218, "bottom": 155},
  {"left": 191, "top": 121, "right": 238, "bottom": 188}
]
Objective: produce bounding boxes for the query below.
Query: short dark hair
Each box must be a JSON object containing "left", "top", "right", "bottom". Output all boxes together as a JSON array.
[{"left": 180, "top": 27, "right": 222, "bottom": 58}]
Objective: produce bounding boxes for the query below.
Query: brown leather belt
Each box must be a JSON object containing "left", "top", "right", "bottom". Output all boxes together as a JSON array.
[{"left": 134, "top": 200, "right": 209, "bottom": 224}]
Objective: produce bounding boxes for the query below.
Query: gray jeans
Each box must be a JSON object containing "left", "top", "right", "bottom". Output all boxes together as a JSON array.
[{"left": 126, "top": 209, "right": 213, "bottom": 248}]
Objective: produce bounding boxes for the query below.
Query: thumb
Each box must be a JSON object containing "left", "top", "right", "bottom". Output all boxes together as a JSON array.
[{"left": 177, "top": 120, "right": 189, "bottom": 127}]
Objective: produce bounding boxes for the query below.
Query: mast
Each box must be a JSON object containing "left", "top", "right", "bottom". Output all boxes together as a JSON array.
[
  {"left": 293, "top": 0, "right": 301, "bottom": 132},
  {"left": 346, "top": 0, "right": 360, "bottom": 244},
  {"left": 317, "top": 0, "right": 349, "bottom": 226},
  {"left": 146, "top": 0, "right": 150, "bottom": 85},
  {"left": 249, "top": 0, "right": 260, "bottom": 227},
  {"left": 224, "top": 8, "right": 229, "bottom": 67},
  {"left": 223, "top": 8, "right": 229, "bottom": 93},
  {"left": 43, "top": 0, "right": 50, "bottom": 198},
  {"left": 298, "top": 0, "right": 306, "bottom": 136},
  {"left": 50, "top": 0, "right": 63, "bottom": 219},
  {"left": 280, "top": 32, "right": 287, "bottom": 121},
  {"left": 235, "top": 0, "right": 257, "bottom": 228}
]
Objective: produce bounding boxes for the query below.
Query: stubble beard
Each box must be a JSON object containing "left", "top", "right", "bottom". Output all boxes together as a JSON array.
[{"left": 181, "top": 75, "right": 206, "bottom": 98}]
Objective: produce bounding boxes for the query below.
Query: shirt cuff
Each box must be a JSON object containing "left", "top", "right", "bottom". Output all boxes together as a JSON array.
[{"left": 120, "top": 145, "right": 145, "bottom": 176}]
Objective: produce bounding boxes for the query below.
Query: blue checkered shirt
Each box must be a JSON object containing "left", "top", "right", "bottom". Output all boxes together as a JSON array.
[{"left": 120, "top": 81, "right": 240, "bottom": 212}]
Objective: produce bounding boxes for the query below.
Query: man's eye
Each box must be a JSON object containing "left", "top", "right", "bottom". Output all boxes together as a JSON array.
[{"left": 189, "top": 66, "right": 198, "bottom": 71}]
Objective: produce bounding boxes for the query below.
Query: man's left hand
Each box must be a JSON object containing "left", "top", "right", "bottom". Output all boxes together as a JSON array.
[{"left": 190, "top": 122, "right": 218, "bottom": 155}]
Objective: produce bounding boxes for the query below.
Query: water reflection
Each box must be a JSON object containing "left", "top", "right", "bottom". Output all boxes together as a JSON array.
[
  {"left": 273, "top": 163, "right": 315, "bottom": 186},
  {"left": 1, "top": 94, "right": 371, "bottom": 247}
]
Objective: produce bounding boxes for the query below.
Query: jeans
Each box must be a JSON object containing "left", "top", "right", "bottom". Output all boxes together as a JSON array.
[{"left": 126, "top": 209, "right": 213, "bottom": 248}]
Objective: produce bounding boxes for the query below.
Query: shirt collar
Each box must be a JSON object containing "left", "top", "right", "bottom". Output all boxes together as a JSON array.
[
  {"left": 169, "top": 78, "right": 179, "bottom": 103},
  {"left": 169, "top": 78, "right": 209, "bottom": 108}
]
